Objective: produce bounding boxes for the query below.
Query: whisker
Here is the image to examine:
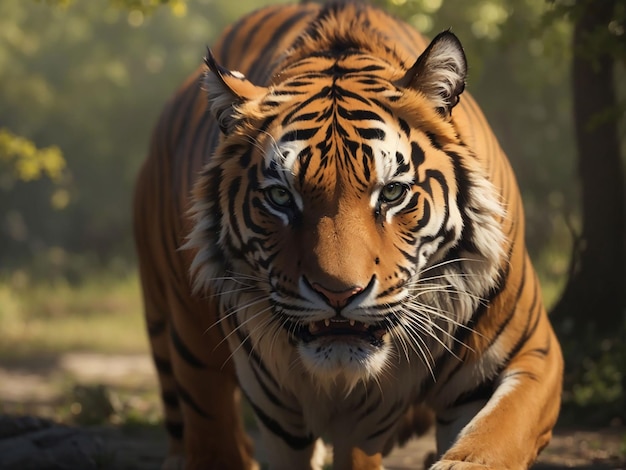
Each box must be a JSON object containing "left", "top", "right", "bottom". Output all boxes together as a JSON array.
[
  {"left": 409, "top": 271, "right": 484, "bottom": 285},
  {"left": 415, "top": 257, "right": 485, "bottom": 277},
  {"left": 402, "top": 313, "right": 463, "bottom": 361},
  {"left": 219, "top": 304, "right": 274, "bottom": 347},
  {"left": 400, "top": 304, "right": 479, "bottom": 356},
  {"left": 204, "top": 295, "right": 269, "bottom": 334},
  {"left": 395, "top": 319, "right": 435, "bottom": 379},
  {"left": 220, "top": 306, "right": 275, "bottom": 367},
  {"left": 208, "top": 285, "right": 258, "bottom": 298},
  {"left": 405, "top": 301, "right": 483, "bottom": 341},
  {"left": 411, "top": 285, "right": 486, "bottom": 304}
]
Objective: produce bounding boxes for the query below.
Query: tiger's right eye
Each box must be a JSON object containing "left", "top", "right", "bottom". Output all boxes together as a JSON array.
[
  {"left": 379, "top": 182, "right": 407, "bottom": 204},
  {"left": 267, "top": 186, "right": 293, "bottom": 207}
]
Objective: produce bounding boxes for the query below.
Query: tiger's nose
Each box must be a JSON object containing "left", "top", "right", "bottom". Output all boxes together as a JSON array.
[{"left": 311, "top": 282, "right": 364, "bottom": 309}]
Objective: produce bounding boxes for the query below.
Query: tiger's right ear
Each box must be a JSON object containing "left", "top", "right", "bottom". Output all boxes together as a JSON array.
[
  {"left": 204, "top": 49, "right": 267, "bottom": 134},
  {"left": 394, "top": 31, "right": 467, "bottom": 116}
]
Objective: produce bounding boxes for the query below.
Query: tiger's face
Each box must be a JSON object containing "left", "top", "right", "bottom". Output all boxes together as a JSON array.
[{"left": 189, "top": 33, "right": 504, "bottom": 387}]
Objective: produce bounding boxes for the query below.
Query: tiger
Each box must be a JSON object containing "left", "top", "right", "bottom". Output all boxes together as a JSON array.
[{"left": 133, "top": 1, "right": 564, "bottom": 469}]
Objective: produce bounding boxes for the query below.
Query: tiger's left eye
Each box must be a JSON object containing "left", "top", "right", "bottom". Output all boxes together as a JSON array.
[
  {"left": 379, "top": 182, "right": 407, "bottom": 203},
  {"left": 267, "top": 186, "right": 293, "bottom": 207}
]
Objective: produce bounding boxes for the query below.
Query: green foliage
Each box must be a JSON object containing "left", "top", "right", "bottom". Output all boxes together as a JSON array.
[
  {"left": 560, "top": 334, "right": 626, "bottom": 425},
  {"left": 0, "top": 129, "right": 66, "bottom": 184},
  {"left": 0, "top": 128, "right": 70, "bottom": 213},
  {"left": 0, "top": 0, "right": 285, "bottom": 273},
  {"left": 69, "top": 384, "right": 116, "bottom": 425},
  {"left": 545, "top": 0, "right": 626, "bottom": 62}
]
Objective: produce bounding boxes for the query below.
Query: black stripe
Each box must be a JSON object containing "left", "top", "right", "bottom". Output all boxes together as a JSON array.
[
  {"left": 153, "top": 354, "right": 173, "bottom": 375},
  {"left": 449, "top": 379, "right": 495, "bottom": 409},
  {"left": 502, "top": 369, "right": 539, "bottom": 382},
  {"left": 366, "top": 400, "right": 405, "bottom": 440},
  {"left": 394, "top": 151, "right": 410, "bottom": 175},
  {"left": 233, "top": 322, "right": 286, "bottom": 394},
  {"left": 398, "top": 118, "right": 410, "bottom": 137},
  {"left": 411, "top": 142, "right": 425, "bottom": 168},
  {"left": 287, "top": 111, "right": 321, "bottom": 124},
  {"left": 332, "top": 85, "right": 371, "bottom": 106},
  {"left": 177, "top": 384, "right": 213, "bottom": 420},
  {"left": 170, "top": 323, "right": 205, "bottom": 368},
  {"left": 281, "top": 127, "right": 319, "bottom": 142},
  {"left": 281, "top": 86, "right": 332, "bottom": 126},
  {"left": 147, "top": 320, "right": 166, "bottom": 337},
  {"left": 240, "top": 8, "right": 283, "bottom": 66},
  {"left": 507, "top": 297, "right": 543, "bottom": 363},
  {"left": 227, "top": 176, "right": 244, "bottom": 248},
  {"left": 355, "top": 127, "right": 385, "bottom": 140},
  {"left": 525, "top": 343, "right": 550, "bottom": 358},
  {"left": 245, "top": 393, "right": 314, "bottom": 450},
  {"left": 219, "top": 6, "right": 279, "bottom": 65},
  {"left": 162, "top": 390, "right": 180, "bottom": 408},
  {"left": 337, "top": 107, "right": 384, "bottom": 122},
  {"left": 165, "top": 420, "right": 184, "bottom": 440},
  {"left": 248, "top": 10, "right": 314, "bottom": 85},
  {"left": 484, "top": 255, "right": 530, "bottom": 350},
  {"left": 250, "top": 363, "right": 301, "bottom": 415},
  {"left": 366, "top": 417, "right": 399, "bottom": 441}
]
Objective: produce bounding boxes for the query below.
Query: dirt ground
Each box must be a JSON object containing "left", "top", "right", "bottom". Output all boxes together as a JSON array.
[{"left": 0, "top": 352, "right": 623, "bottom": 469}]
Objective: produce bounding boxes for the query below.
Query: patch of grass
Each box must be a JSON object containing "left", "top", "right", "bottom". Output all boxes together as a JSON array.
[
  {"left": 0, "top": 272, "right": 149, "bottom": 360},
  {"left": 0, "top": 270, "right": 163, "bottom": 426}
]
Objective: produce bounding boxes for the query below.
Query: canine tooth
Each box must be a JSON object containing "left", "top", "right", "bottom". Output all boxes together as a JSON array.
[
  {"left": 349, "top": 319, "right": 355, "bottom": 326},
  {"left": 324, "top": 319, "right": 330, "bottom": 327}
]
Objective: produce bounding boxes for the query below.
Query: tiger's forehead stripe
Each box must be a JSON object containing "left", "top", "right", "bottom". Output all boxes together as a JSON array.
[{"left": 263, "top": 73, "right": 417, "bottom": 198}]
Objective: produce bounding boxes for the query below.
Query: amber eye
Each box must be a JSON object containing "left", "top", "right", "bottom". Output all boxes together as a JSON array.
[
  {"left": 379, "top": 182, "right": 407, "bottom": 204},
  {"left": 267, "top": 186, "right": 293, "bottom": 207}
]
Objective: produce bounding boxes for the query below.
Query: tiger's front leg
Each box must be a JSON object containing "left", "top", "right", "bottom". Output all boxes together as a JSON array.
[
  {"left": 256, "top": 423, "right": 327, "bottom": 470},
  {"left": 167, "top": 300, "right": 257, "bottom": 470},
  {"left": 430, "top": 316, "right": 563, "bottom": 470},
  {"left": 229, "top": 347, "right": 327, "bottom": 470}
]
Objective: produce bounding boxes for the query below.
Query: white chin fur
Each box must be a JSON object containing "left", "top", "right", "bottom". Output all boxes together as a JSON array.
[{"left": 297, "top": 337, "right": 391, "bottom": 393}]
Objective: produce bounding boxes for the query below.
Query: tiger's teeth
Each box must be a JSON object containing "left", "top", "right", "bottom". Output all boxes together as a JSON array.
[
  {"left": 324, "top": 319, "right": 330, "bottom": 327},
  {"left": 349, "top": 319, "right": 355, "bottom": 326}
]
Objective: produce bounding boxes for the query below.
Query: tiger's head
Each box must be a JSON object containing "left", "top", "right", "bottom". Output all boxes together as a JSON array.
[{"left": 187, "top": 31, "right": 505, "bottom": 389}]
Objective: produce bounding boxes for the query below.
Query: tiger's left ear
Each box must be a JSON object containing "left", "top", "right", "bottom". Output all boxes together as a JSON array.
[
  {"left": 204, "top": 49, "right": 267, "bottom": 134},
  {"left": 395, "top": 31, "right": 467, "bottom": 116}
]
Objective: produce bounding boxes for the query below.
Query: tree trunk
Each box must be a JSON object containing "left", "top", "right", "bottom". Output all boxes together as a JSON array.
[{"left": 551, "top": 0, "right": 625, "bottom": 338}]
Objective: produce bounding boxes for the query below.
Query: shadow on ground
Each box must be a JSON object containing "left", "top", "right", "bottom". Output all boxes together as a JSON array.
[{"left": 0, "top": 352, "right": 624, "bottom": 469}]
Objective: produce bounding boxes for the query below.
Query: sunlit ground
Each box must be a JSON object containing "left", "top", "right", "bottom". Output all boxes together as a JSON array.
[{"left": 0, "top": 273, "right": 158, "bottom": 425}]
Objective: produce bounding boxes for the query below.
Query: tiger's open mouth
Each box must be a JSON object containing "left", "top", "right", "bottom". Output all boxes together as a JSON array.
[{"left": 292, "top": 318, "right": 388, "bottom": 346}]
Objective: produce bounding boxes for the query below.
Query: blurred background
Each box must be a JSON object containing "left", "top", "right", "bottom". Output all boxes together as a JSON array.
[{"left": 0, "top": 0, "right": 624, "bottom": 455}]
